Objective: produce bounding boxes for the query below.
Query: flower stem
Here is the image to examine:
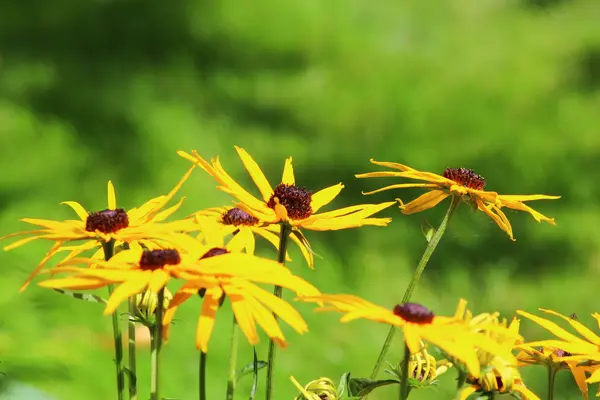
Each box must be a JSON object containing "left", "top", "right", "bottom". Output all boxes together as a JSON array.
[
  {"left": 548, "top": 367, "right": 557, "bottom": 400},
  {"left": 370, "top": 196, "right": 461, "bottom": 379},
  {"left": 265, "top": 223, "right": 292, "bottom": 400},
  {"left": 226, "top": 317, "right": 239, "bottom": 400},
  {"left": 199, "top": 351, "right": 208, "bottom": 400},
  {"left": 128, "top": 297, "right": 137, "bottom": 400},
  {"left": 150, "top": 288, "right": 165, "bottom": 400},
  {"left": 399, "top": 343, "right": 410, "bottom": 400},
  {"left": 103, "top": 240, "right": 125, "bottom": 400}
]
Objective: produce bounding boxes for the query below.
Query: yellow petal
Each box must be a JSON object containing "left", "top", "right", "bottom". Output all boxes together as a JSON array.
[
  {"left": 567, "top": 361, "right": 589, "bottom": 400},
  {"left": 288, "top": 229, "right": 313, "bottom": 267},
  {"left": 37, "top": 276, "right": 110, "bottom": 290},
  {"left": 587, "top": 368, "right": 600, "bottom": 384},
  {"left": 281, "top": 157, "right": 295, "bottom": 185},
  {"left": 235, "top": 146, "right": 274, "bottom": 202},
  {"left": 107, "top": 181, "right": 117, "bottom": 210},
  {"left": 539, "top": 308, "right": 600, "bottom": 346},
  {"left": 230, "top": 291, "right": 259, "bottom": 346},
  {"left": 245, "top": 294, "right": 286, "bottom": 347},
  {"left": 252, "top": 227, "right": 292, "bottom": 262},
  {"left": 226, "top": 228, "right": 255, "bottom": 254},
  {"left": 367, "top": 159, "right": 416, "bottom": 172},
  {"left": 104, "top": 275, "right": 150, "bottom": 315},
  {"left": 400, "top": 190, "right": 450, "bottom": 214},
  {"left": 311, "top": 184, "right": 344, "bottom": 213},
  {"left": 475, "top": 200, "right": 515, "bottom": 241},
  {"left": 499, "top": 198, "right": 557, "bottom": 225},
  {"left": 61, "top": 201, "right": 89, "bottom": 221},
  {"left": 20, "top": 241, "right": 65, "bottom": 292},
  {"left": 196, "top": 288, "right": 221, "bottom": 352},
  {"left": 517, "top": 310, "right": 595, "bottom": 347},
  {"left": 499, "top": 194, "right": 561, "bottom": 202},
  {"left": 513, "top": 386, "right": 541, "bottom": 400},
  {"left": 361, "top": 183, "right": 440, "bottom": 196},
  {"left": 147, "top": 269, "right": 171, "bottom": 293},
  {"left": 290, "top": 376, "right": 320, "bottom": 400},
  {"left": 459, "top": 386, "right": 478, "bottom": 400}
]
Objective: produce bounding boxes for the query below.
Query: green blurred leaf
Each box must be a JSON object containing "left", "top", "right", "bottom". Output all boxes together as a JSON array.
[
  {"left": 337, "top": 372, "right": 350, "bottom": 398},
  {"left": 236, "top": 358, "right": 267, "bottom": 383},
  {"left": 420, "top": 220, "right": 436, "bottom": 243}
]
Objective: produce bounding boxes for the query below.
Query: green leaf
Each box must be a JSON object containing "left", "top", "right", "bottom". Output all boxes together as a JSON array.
[
  {"left": 420, "top": 220, "right": 436, "bottom": 243},
  {"left": 249, "top": 347, "right": 259, "bottom": 400},
  {"left": 52, "top": 289, "right": 107, "bottom": 304},
  {"left": 337, "top": 372, "right": 350, "bottom": 398},
  {"left": 123, "top": 366, "right": 137, "bottom": 387},
  {"left": 236, "top": 358, "right": 268, "bottom": 383},
  {"left": 347, "top": 378, "right": 399, "bottom": 397}
]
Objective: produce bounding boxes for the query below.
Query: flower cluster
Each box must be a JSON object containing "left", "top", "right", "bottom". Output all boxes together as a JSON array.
[{"left": 3, "top": 150, "right": 567, "bottom": 400}]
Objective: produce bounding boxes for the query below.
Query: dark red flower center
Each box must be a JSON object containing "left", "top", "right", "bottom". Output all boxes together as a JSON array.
[
  {"left": 393, "top": 303, "right": 434, "bottom": 324},
  {"left": 266, "top": 183, "right": 313, "bottom": 220},
  {"left": 221, "top": 208, "right": 259, "bottom": 226},
  {"left": 200, "top": 247, "right": 230, "bottom": 259},
  {"left": 139, "top": 249, "right": 181, "bottom": 270},
  {"left": 443, "top": 168, "right": 486, "bottom": 190},
  {"left": 85, "top": 208, "right": 129, "bottom": 233}
]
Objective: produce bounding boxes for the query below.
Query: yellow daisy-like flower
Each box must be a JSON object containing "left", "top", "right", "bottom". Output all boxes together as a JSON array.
[
  {"left": 162, "top": 248, "right": 320, "bottom": 352},
  {"left": 518, "top": 308, "right": 600, "bottom": 392},
  {"left": 356, "top": 160, "right": 560, "bottom": 240},
  {"left": 297, "top": 294, "right": 515, "bottom": 378},
  {"left": 36, "top": 243, "right": 203, "bottom": 315},
  {"left": 290, "top": 376, "right": 338, "bottom": 400},
  {"left": 459, "top": 357, "right": 540, "bottom": 400},
  {"left": 193, "top": 207, "right": 313, "bottom": 266},
  {"left": 178, "top": 147, "right": 395, "bottom": 265},
  {"left": 2, "top": 166, "right": 197, "bottom": 290}
]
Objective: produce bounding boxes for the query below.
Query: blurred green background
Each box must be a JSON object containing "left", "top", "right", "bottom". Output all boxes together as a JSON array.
[{"left": 1, "top": 0, "right": 599, "bottom": 398}]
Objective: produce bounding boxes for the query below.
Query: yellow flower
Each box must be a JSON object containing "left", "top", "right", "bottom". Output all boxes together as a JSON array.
[
  {"left": 178, "top": 147, "right": 395, "bottom": 266},
  {"left": 37, "top": 244, "right": 202, "bottom": 315},
  {"left": 297, "top": 294, "right": 515, "bottom": 378},
  {"left": 356, "top": 160, "right": 560, "bottom": 240},
  {"left": 290, "top": 376, "right": 338, "bottom": 400},
  {"left": 193, "top": 207, "right": 313, "bottom": 266},
  {"left": 2, "top": 166, "right": 197, "bottom": 290},
  {"left": 162, "top": 249, "right": 320, "bottom": 352},
  {"left": 459, "top": 357, "right": 540, "bottom": 400},
  {"left": 518, "top": 308, "right": 600, "bottom": 396},
  {"left": 406, "top": 342, "right": 452, "bottom": 383}
]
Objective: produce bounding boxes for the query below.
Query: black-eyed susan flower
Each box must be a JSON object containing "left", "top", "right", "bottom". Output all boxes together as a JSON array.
[
  {"left": 192, "top": 207, "right": 313, "bottom": 266},
  {"left": 178, "top": 147, "right": 395, "bottom": 265},
  {"left": 356, "top": 160, "right": 560, "bottom": 240},
  {"left": 518, "top": 308, "right": 600, "bottom": 393},
  {"left": 290, "top": 376, "right": 338, "bottom": 400},
  {"left": 2, "top": 166, "right": 197, "bottom": 290},
  {"left": 162, "top": 248, "right": 320, "bottom": 352},
  {"left": 36, "top": 244, "right": 201, "bottom": 315},
  {"left": 459, "top": 357, "right": 540, "bottom": 400},
  {"left": 297, "top": 294, "right": 515, "bottom": 378}
]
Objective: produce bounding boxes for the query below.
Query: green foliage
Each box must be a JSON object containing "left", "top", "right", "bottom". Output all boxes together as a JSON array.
[{"left": 1, "top": 0, "right": 599, "bottom": 399}]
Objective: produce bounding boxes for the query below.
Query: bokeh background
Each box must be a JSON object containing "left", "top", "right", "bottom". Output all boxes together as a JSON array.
[{"left": 1, "top": 0, "right": 599, "bottom": 399}]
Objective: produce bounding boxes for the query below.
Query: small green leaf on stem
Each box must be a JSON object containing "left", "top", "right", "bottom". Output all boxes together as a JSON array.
[{"left": 347, "top": 377, "right": 399, "bottom": 397}]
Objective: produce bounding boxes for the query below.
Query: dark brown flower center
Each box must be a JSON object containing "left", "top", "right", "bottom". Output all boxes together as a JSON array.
[
  {"left": 139, "top": 249, "right": 181, "bottom": 270},
  {"left": 221, "top": 208, "right": 259, "bottom": 226},
  {"left": 266, "top": 183, "right": 313, "bottom": 220},
  {"left": 443, "top": 167, "right": 486, "bottom": 190},
  {"left": 85, "top": 208, "right": 129, "bottom": 233},
  {"left": 393, "top": 303, "right": 434, "bottom": 324},
  {"left": 200, "top": 247, "right": 230, "bottom": 259}
]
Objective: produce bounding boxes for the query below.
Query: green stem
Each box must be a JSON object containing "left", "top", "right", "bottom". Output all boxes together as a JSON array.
[
  {"left": 399, "top": 343, "right": 410, "bottom": 400},
  {"left": 128, "top": 297, "right": 137, "bottom": 400},
  {"left": 103, "top": 240, "right": 125, "bottom": 400},
  {"left": 548, "top": 367, "right": 557, "bottom": 400},
  {"left": 370, "top": 196, "right": 461, "bottom": 379},
  {"left": 226, "top": 317, "right": 239, "bottom": 400},
  {"left": 265, "top": 223, "right": 292, "bottom": 400},
  {"left": 199, "top": 351, "right": 207, "bottom": 400},
  {"left": 150, "top": 288, "right": 165, "bottom": 400}
]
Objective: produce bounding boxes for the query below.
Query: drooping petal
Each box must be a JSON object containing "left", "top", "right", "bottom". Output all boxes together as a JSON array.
[
  {"left": 310, "top": 184, "right": 344, "bottom": 213},
  {"left": 498, "top": 198, "right": 557, "bottom": 225},
  {"left": 475, "top": 199, "right": 515, "bottom": 241},
  {"left": 288, "top": 229, "right": 313, "bottom": 267},
  {"left": 229, "top": 290, "right": 258, "bottom": 346},
  {"left": 245, "top": 294, "right": 287, "bottom": 348},
  {"left": 196, "top": 287, "right": 222, "bottom": 352},
  {"left": 361, "top": 183, "right": 440, "bottom": 196},
  {"left": 61, "top": 201, "right": 89, "bottom": 221},
  {"left": 147, "top": 269, "right": 171, "bottom": 293},
  {"left": 281, "top": 157, "right": 295, "bottom": 185},
  {"left": 107, "top": 181, "right": 117, "bottom": 210},
  {"left": 567, "top": 361, "right": 590, "bottom": 400},
  {"left": 400, "top": 190, "right": 450, "bottom": 215},
  {"left": 235, "top": 146, "right": 274, "bottom": 202},
  {"left": 104, "top": 275, "right": 150, "bottom": 315},
  {"left": 517, "top": 310, "right": 596, "bottom": 347},
  {"left": 20, "top": 241, "right": 65, "bottom": 291}
]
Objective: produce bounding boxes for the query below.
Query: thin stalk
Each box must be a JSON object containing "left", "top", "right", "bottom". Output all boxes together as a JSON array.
[
  {"left": 199, "top": 351, "right": 208, "bottom": 400},
  {"left": 226, "top": 317, "right": 239, "bottom": 400},
  {"left": 547, "top": 367, "right": 557, "bottom": 400},
  {"left": 399, "top": 343, "right": 410, "bottom": 400},
  {"left": 265, "top": 223, "right": 292, "bottom": 400},
  {"left": 127, "top": 297, "right": 137, "bottom": 400},
  {"left": 103, "top": 240, "right": 125, "bottom": 400},
  {"left": 370, "top": 196, "right": 461, "bottom": 379},
  {"left": 150, "top": 288, "right": 165, "bottom": 400}
]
